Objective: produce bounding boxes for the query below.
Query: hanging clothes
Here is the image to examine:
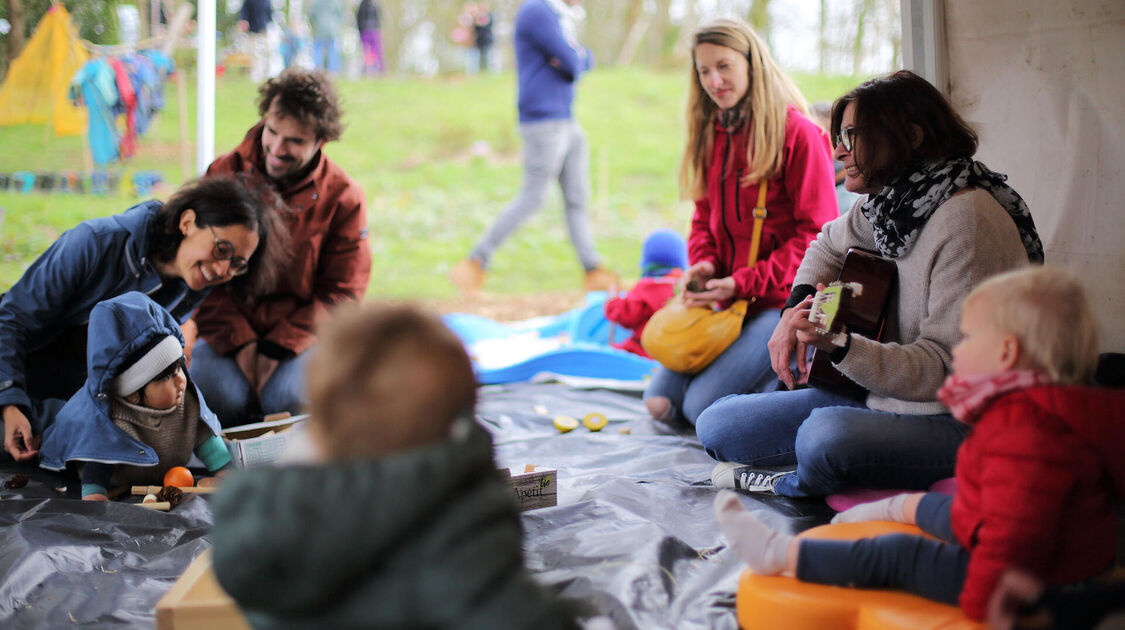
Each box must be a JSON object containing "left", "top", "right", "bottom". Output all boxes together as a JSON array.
[
  {"left": 107, "top": 57, "right": 137, "bottom": 159},
  {"left": 70, "top": 58, "right": 119, "bottom": 166}
]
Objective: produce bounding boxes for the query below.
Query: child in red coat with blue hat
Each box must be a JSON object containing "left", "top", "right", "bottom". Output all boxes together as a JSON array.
[
  {"left": 604, "top": 228, "right": 687, "bottom": 357},
  {"left": 712, "top": 265, "right": 1125, "bottom": 622}
]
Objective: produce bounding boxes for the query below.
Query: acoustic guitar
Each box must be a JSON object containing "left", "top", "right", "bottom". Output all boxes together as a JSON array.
[{"left": 806, "top": 249, "right": 897, "bottom": 400}]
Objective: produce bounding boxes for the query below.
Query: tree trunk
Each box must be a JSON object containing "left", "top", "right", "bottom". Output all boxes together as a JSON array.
[
  {"left": 852, "top": 0, "right": 875, "bottom": 75},
  {"left": 747, "top": 0, "right": 771, "bottom": 47},
  {"left": 616, "top": 0, "right": 644, "bottom": 66},
  {"left": 817, "top": 0, "right": 828, "bottom": 74},
  {"left": 8, "top": 0, "right": 26, "bottom": 61},
  {"left": 672, "top": 0, "right": 697, "bottom": 61},
  {"left": 137, "top": 0, "right": 148, "bottom": 40}
]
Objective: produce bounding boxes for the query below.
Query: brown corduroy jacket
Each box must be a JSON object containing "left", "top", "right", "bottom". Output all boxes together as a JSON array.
[{"left": 195, "top": 123, "right": 371, "bottom": 356}]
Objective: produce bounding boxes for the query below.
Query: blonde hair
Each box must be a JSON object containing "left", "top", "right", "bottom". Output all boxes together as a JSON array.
[
  {"left": 965, "top": 266, "right": 1100, "bottom": 384},
  {"left": 305, "top": 302, "right": 477, "bottom": 459},
  {"left": 680, "top": 19, "right": 809, "bottom": 200}
]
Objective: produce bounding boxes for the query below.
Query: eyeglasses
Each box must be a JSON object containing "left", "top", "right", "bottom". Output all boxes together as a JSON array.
[
  {"left": 836, "top": 126, "right": 860, "bottom": 153},
  {"left": 207, "top": 226, "right": 250, "bottom": 276}
]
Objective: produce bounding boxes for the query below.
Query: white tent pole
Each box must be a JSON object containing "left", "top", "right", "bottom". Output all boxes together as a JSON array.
[
  {"left": 900, "top": 0, "right": 948, "bottom": 92},
  {"left": 196, "top": 0, "right": 216, "bottom": 174}
]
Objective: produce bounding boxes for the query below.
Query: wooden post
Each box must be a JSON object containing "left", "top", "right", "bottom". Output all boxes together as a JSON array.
[
  {"left": 177, "top": 71, "right": 191, "bottom": 181},
  {"left": 160, "top": 3, "right": 196, "bottom": 182},
  {"left": 597, "top": 146, "right": 609, "bottom": 222}
]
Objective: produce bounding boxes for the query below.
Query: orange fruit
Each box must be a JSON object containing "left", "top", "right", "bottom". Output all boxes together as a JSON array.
[{"left": 164, "top": 466, "right": 194, "bottom": 488}]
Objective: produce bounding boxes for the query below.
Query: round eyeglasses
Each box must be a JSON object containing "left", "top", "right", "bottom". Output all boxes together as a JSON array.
[
  {"left": 207, "top": 226, "right": 250, "bottom": 276},
  {"left": 835, "top": 126, "right": 860, "bottom": 153}
]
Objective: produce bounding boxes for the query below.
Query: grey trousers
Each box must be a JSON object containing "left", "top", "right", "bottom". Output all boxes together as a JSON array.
[{"left": 470, "top": 118, "right": 600, "bottom": 270}]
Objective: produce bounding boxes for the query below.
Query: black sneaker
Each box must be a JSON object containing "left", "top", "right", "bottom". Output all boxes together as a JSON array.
[{"left": 710, "top": 462, "right": 793, "bottom": 493}]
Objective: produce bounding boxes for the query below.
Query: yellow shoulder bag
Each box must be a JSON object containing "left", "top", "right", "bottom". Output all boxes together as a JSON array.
[{"left": 640, "top": 181, "right": 768, "bottom": 374}]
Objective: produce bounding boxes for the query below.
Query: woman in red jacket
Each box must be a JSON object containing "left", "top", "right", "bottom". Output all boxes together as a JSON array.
[
  {"left": 642, "top": 18, "right": 837, "bottom": 425},
  {"left": 713, "top": 266, "right": 1125, "bottom": 622}
]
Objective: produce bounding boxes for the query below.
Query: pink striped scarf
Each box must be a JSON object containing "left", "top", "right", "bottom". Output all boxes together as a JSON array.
[{"left": 938, "top": 370, "right": 1053, "bottom": 424}]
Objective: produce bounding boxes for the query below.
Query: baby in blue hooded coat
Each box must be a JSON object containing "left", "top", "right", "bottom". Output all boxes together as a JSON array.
[{"left": 39, "top": 292, "right": 231, "bottom": 499}]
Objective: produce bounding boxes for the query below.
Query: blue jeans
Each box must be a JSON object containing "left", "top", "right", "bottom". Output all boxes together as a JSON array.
[
  {"left": 471, "top": 119, "right": 599, "bottom": 271},
  {"left": 644, "top": 308, "right": 781, "bottom": 424},
  {"left": 696, "top": 388, "right": 967, "bottom": 497},
  {"left": 189, "top": 339, "right": 308, "bottom": 427},
  {"left": 798, "top": 493, "right": 966, "bottom": 606},
  {"left": 313, "top": 37, "right": 341, "bottom": 73}
]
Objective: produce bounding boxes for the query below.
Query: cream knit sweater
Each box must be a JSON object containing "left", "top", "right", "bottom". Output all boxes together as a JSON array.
[{"left": 795, "top": 189, "right": 1030, "bottom": 415}]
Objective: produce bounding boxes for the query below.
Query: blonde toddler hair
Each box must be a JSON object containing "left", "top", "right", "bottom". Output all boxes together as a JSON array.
[
  {"left": 965, "top": 266, "right": 1099, "bottom": 384},
  {"left": 305, "top": 302, "right": 477, "bottom": 459}
]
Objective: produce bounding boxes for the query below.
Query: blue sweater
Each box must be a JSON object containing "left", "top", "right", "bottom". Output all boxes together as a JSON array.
[{"left": 514, "top": 0, "right": 594, "bottom": 123}]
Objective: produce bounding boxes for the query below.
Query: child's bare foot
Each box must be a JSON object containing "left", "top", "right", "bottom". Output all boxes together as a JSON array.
[{"left": 713, "top": 490, "right": 793, "bottom": 575}]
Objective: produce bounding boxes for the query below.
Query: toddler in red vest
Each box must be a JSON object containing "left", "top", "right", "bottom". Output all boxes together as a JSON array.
[
  {"left": 604, "top": 228, "right": 687, "bottom": 357},
  {"left": 712, "top": 265, "right": 1125, "bottom": 621}
]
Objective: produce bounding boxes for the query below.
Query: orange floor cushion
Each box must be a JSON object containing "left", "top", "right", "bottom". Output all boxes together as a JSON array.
[{"left": 735, "top": 521, "right": 985, "bottom": 630}]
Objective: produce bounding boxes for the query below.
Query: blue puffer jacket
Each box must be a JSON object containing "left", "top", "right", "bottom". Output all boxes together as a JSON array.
[
  {"left": 0, "top": 201, "right": 208, "bottom": 422},
  {"left": 39, "top": 292, "right": 222, "bottom": 471}
]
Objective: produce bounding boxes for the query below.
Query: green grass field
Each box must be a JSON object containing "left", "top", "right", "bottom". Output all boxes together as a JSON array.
[{"left": 0, "top": 67, "right": 865, "bottom": 299}]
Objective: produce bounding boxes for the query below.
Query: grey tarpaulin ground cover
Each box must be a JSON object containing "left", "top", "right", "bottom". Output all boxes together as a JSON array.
[{"left": 0, "top": 382, "right": 834, "bottom": 629}]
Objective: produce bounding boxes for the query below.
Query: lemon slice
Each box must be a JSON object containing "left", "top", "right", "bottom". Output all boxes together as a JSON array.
[
  {"left": 553, "top": 415, "right": 579, "bottom": 433},
  {"left": 582, "top": 412, "right": 609, "bottom": 432}
]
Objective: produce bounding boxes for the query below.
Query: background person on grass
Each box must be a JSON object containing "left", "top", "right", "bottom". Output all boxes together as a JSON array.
[
  {"left": 642, "top": 18, "right": 838, "bottom": 426},
  {"left": 0, "top": 176, "right": 283, "bottom": 461},
  {"left": 703, "top": 70, "right": 1043, "bottom": 498},
  {"left": 450, "top": 0, "right": 617, "bottom": 294}
]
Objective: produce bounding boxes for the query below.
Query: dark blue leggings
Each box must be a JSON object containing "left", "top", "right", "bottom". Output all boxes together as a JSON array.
[{"left": 797, "top": 493, "right": 968, "bottom": 606}]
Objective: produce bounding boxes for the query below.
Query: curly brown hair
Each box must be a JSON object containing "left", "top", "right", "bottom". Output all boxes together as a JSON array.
[{"left": 256, "top": 68, "right": 343, "bottom": 142}]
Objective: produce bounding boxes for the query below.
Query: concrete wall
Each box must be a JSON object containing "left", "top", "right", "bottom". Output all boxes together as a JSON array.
[{"left": 943, "top": 0, "right": 1125, "bottom": 352}]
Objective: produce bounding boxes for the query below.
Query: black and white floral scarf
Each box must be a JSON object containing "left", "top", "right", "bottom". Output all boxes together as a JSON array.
[{"left": 860, "top": 158, "right": 1044, "bottom": 262}]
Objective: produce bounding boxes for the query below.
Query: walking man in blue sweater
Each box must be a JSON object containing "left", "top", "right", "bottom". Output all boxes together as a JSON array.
[{"left": 451, "top": 0, "right": 616, "bottom": 294}]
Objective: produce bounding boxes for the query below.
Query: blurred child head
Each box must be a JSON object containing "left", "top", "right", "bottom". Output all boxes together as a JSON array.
[
  {"left": 640, "top": 229, "right": 688, "bottom": 278},
  {"left": 953, "top": 266, "right": 1099, "bottom": 384},
  {"left": 113, "top": 335, "right": 188, "bottom": 409},
  {"left": 305, "top": 303, "right": 478, "bottom": 459}
]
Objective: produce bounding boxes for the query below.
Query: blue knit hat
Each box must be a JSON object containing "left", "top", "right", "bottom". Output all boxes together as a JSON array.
[{"left": 640, "top": 229, "right": 688, "bottom": 277}]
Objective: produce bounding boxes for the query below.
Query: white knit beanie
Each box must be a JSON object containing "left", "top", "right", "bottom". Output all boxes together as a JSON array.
[{"left": 112, "top": 335, "right": 183, "bottom": 396}]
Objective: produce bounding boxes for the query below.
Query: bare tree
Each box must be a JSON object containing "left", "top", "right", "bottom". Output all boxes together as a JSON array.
[
  {"left": 8, "top": 0, "right": 26, "bottom": 61},
  {"left": 747, "top": 0, "right": 771, "bottom": 47},
  {"left": 817, "top": 0, "right": 828, "bottom": 73},
  {"left": 852, "top": 0, "right": 874, "bottom": 75}
]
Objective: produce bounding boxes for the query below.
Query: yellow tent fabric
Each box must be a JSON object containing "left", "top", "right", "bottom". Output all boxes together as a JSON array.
[{"left": 0, "top": 4, "right": 89, "bottom": 136}]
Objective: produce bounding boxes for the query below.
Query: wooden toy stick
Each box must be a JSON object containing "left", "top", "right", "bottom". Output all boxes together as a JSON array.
[
  {"left": 137, "top": 501, "right": 172, "bottom": 511},
  {"left": 131, "top": 485, "right": 217, "bottom": 495}
]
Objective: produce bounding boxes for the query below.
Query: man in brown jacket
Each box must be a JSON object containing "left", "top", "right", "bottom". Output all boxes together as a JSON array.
[{"left": 189, "top": 68, "right": 371, "bottom": 425}]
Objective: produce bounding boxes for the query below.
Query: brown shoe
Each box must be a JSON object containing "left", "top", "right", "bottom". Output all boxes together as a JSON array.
[
  {"left": 450, "top": 258, "right": 486, "bottom": 294},
  {"left": 583, "top": 266, "right": 618, "bottom": 292}
]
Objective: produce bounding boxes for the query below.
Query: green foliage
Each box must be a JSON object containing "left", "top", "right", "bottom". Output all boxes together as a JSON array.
[
  {"left": 0, "top": 67, "right": 869, "bottom": 299},
  {"left": 0, "top": 0, "right": 119, "bottom": 75}
]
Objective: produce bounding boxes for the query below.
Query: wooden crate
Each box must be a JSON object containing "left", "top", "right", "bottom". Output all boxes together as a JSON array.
[{"left": 154, "top": 551, "right": 250, "bottom": 630}]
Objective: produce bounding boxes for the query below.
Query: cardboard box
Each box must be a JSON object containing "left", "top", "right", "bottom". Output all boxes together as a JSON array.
[
  {"left": 154, "top": 551, "right": 249, "bottom": 630},
  {"left": 500, "top": 466, "right": 558, "bottom": 511},
  {"left": 222, "top": 414, "right": 308, "bottom": 468}
]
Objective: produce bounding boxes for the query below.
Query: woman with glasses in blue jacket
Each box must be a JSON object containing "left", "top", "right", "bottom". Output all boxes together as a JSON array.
[{"left": 0, "top": 175, "right": 285, "bottom": 461}]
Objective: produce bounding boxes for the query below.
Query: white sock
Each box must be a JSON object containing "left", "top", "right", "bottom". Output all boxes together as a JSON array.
[{"left": 713, "top": 490, "right": 793, "bottom": 575}]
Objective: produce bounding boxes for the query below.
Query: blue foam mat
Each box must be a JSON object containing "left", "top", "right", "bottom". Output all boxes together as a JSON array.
[{"left": 443, "top": 292, "right": 655, "bottom": 384}]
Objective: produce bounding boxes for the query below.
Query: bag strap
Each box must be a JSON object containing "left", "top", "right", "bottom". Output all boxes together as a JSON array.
[{"left": 747, "top": 180, "right": 768, "bottom": 266}]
